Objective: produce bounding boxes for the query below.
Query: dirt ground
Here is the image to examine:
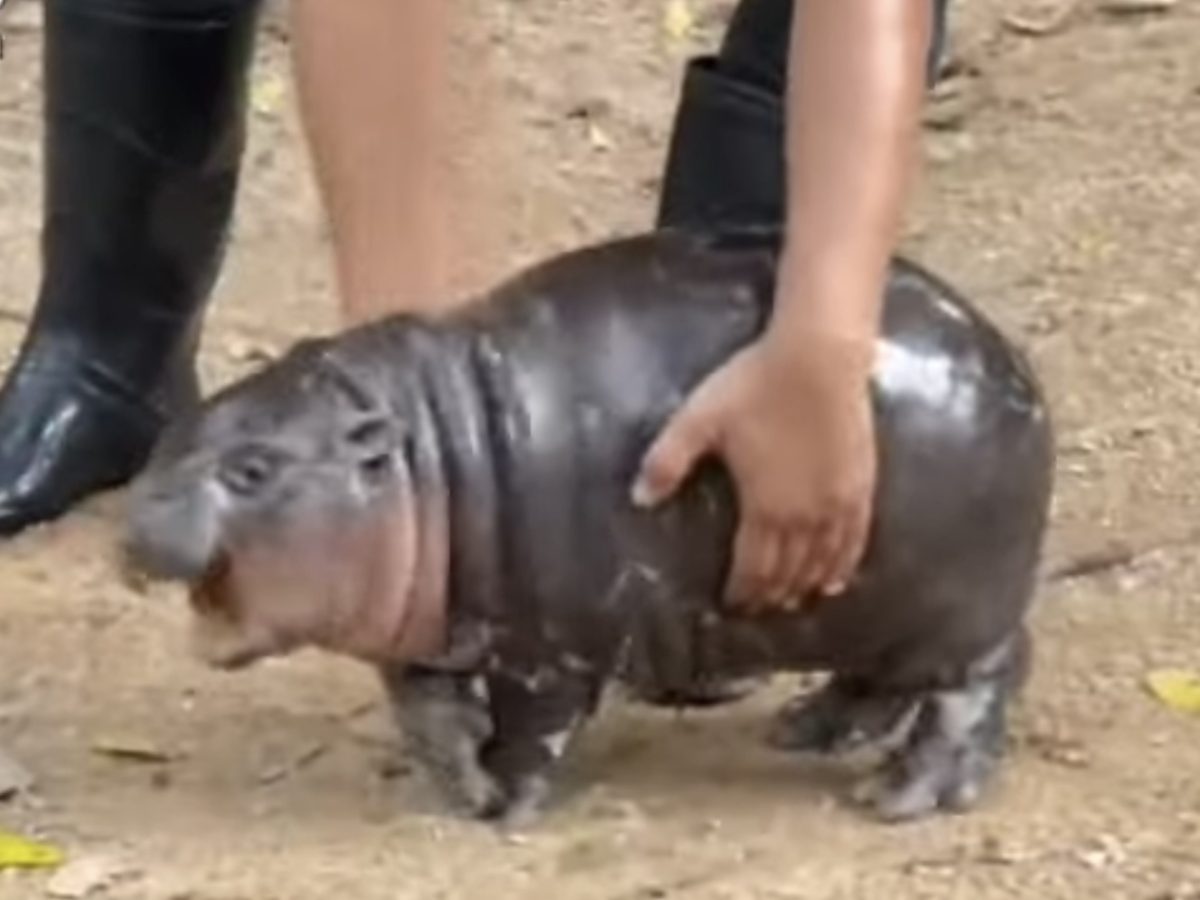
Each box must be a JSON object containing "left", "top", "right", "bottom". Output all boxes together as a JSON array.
[{"left": 1, "top": 0, "right": 1199, "bottom": 897}]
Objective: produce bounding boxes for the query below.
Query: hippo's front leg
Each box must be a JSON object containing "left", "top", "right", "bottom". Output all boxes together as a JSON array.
[
  {"left": 478, "top": 666, "right": 600, "bottom": 830},
  {"left": 379, "top": 664, "right": 504, "bottom": 818}
]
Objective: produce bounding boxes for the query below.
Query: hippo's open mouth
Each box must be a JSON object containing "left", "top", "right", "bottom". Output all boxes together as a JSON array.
[{"left": 184, "top": 552, "right": 289, "bottom": 671}]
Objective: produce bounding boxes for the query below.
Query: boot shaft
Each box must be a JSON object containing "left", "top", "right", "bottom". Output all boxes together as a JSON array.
[
  {"left": 32, "top": 0, "right": 264, "bottom": 388},
  {"left": 657, "top": 0, "right": 951, "bottom": 231}
]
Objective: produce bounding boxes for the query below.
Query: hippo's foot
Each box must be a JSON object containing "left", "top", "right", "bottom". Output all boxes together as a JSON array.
[
  {"left": 766, "top": 677, "right": 922, "bottom": 757},
  {"left": 476, "top": 667, "right": 599, "bottom": 831},
  {"left": 856, "top": 687, "right": 1006, "bottom": 822},
  {"left": 380, "top": 665, "right": 505, "bottom": 818},
  {"left": 856, "top": 631, "right": 1030, "bottom": 822},
  {"left": 487, "top": 772, "right": 555, "bottom": 832}
]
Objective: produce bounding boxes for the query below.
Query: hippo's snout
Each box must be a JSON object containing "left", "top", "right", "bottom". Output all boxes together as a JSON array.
[{"left": 124, "top": 480, "right": 222, "bottom": 584}]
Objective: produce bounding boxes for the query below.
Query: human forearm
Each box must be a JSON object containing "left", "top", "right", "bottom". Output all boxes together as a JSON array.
[{"left": 768, "top": 0, "right": 931, "bottom": 353}]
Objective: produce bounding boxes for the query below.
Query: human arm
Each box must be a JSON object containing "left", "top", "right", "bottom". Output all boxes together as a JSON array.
[{"left": 633, "top": 0, "right": 933, "bottom": 608}]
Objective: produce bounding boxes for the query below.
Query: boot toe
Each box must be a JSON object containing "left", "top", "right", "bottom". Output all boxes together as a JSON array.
[{"left": 0, "top": 380, "right": 166, "bottom": 535}]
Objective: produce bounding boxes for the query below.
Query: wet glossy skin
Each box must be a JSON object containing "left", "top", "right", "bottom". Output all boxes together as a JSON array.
[
  {"left": 126, "top": 227, "right": 1055, "bottom": 825},
  {"left": 419, "top": 227, "right": 1053, "bottom": 692}
]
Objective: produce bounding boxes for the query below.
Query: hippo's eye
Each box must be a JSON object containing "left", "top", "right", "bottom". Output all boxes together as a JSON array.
[{"left": 218, "top": 446, "right": 283, "bottom": 497}]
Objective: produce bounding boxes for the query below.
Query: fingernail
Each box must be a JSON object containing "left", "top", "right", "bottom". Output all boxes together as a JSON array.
[
  {"left": 822, "top": 581, "right": 846, "bottom": 597},
  {"left": 631, "top": 480, "right": 654, "bottom": 508}
]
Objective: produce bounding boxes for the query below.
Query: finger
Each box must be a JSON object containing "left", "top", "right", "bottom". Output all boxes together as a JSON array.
[
  {"left": 748, "top": 525, "right": 787, "bottom": 612},
  {"left": 823, "top": 501, "right": 872, "bottom": 595},
  {"left": 631, "top": 406, "right": 713, "bottom": 509},
  {"left": 725, "top": 519, "right": 780, "bottom": 611},
  {"left": 796, "top": 514, "right": 843, "bottom": 597},
  {"left": 773, "top": 527, "right": 815, "bottom": 611}
]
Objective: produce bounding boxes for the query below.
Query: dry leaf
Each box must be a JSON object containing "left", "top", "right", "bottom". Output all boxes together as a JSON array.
[
  {"left": 224, "top": 334, "right": 277, "bottom": 366},
  {"left": 0, "top": 831, "right": 65, "bottom": 870},
  {"left": 46, "top": 854, "right": 130, "bottom": 898},
  {"left": 251, "top": 74, "right": 287, "bottom": 116},
  {"left": 90, "top": 737, "right": 179, "bottom": 764},
  {"left": 663, "top": 0, "right": 695, "bottom": 42},
  {"left": 1146, "top": 670, "right": 1200, "bottom": 715}
]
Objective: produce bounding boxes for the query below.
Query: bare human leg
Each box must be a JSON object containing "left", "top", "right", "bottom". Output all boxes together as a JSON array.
[{"left": 288, "top": 0, "right": 461, "bottom": 325}]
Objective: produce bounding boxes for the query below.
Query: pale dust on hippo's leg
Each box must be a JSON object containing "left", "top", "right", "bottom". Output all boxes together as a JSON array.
[
  {"left": 853, "top": 628, "right": 1032, "bottom": 823},
  {"left": 477, "top": 669, "right": 599, "bottom": 831},
  {"left": 380, "top": 665, "right": 504, "bottom": 818},
  {"left": 765, "top": 675, "right": 924, "bottom": 758}
]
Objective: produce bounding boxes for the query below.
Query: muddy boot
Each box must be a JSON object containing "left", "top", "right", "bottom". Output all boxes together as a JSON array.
[
  {"left": 655, "top": 0, "right": 951, "bottom": 230},
  {"left": 0, "top": 0, "right": 264, "bottom": 536}
]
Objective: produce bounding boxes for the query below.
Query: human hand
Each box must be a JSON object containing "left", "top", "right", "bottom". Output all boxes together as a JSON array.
[{"left": 631, "top": 330, "right": 877, "bottom": 610}]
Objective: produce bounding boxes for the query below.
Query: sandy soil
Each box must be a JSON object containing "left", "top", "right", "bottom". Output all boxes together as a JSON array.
[{"left": 1, "top": 0, "right": 1199, "bottom": 897}]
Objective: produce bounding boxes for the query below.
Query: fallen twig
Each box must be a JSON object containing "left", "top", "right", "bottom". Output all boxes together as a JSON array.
[
  {"left": 1043, "top": 526, "right": 1200, "bottom": 583},
  {"left": 1044, "top": 543, "right": 1139, "bottom": 582},
  {"left": 1002, "top": 0, "right": 1082, "bottom": 36},
  {"left": 257, "top": 741, "right": 329, "bottom": 786},
  {"left": 1098, "top": 0, "right": 1177, "bottom": 15}
]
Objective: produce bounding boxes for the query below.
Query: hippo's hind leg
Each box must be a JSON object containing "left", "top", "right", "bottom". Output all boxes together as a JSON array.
[
  {"left": 766, "top": 676, "right": 924, "bottom": 757},
  {"left": 860, "top": 627, "right": 1032, "bottom": 822},
  {"left": 379, "top": 664, "right": 504, "bottom": 818},
  {"left": 477, "top": 666, "right": 600, "bottom": 830}
]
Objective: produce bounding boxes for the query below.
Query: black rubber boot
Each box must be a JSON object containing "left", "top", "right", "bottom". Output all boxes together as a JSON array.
[
  {"left": 0, "top": 0, "right": 263, "bottom": 536},
  {"left": 656, "top": 0, "right": 950, "bottom": 230}
]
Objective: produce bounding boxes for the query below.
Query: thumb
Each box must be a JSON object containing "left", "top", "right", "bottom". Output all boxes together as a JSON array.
[{"left": 631, "top": 401, "right": 715, "bottom": 509}]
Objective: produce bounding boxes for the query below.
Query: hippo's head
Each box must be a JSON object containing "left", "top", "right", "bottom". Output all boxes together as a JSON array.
[{"left": 124, "top": 338, "right": 447, "bottom": 670}]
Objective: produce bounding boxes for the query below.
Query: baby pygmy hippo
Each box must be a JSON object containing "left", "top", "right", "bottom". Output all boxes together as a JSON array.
[{"left": 125, "top": 227, "right": 1055, "bottom": 828}]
